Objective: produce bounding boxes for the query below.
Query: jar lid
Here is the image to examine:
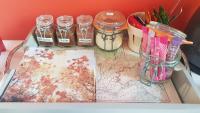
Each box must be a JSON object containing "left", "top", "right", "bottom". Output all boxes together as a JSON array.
[
  {"left": 149, "top": 21, "right": 186, "bottom": 41},
  {"left": 57, "top": 16, "right": 73, "bottom": 27},
  {"left": 94, "top": 10, "right": 126, "bottom": 31},
  {"left": 36, "top": 15, "right": 53, "bottom": 27},
  {"left": 77, "top": 15, "right": 93, "bottom": 26}
]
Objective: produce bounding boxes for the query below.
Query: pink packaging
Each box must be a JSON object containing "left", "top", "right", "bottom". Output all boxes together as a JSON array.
[
  {"left": 158, "top": 36, "right": 168, "bottom": 80},
  {"left": 150, "top": 37, "right": 160, "bottom": 81},
  {"left": 147, "top": 29, "right": 155, "bottom": 53},
  {"left": 150, "top": 37, "right": 155, "bottom": 80}
]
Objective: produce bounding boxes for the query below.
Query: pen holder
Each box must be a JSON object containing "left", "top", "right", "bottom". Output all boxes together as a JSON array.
[{"left": 139, "top": 50, "right": 181, "bottom": 86}]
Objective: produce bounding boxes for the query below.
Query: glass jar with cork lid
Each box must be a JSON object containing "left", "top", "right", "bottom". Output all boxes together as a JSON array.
[
  {"left": 35, "top": 15, "right": 55, "bottom": 46},
  {"left": 94, "top": 10, "right": 127, "bottom": 51},
  {"left": 56, "top": 16, "right": 75, "bottom": 47},
  {"left": 76, "top": 15, "right": 94, "bottom": 46}
]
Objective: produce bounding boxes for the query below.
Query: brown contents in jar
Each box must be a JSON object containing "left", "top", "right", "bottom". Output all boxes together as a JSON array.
[
  {"left": 76, "top": 26, "right": 94, "bottom": 46},
  {"left": 35, "top": 28, "right": 55, "bottom": 47},
  {"left": 56, "top": 16, "right": 75, "bottom": 47},
  {"left": 35, "top": 15, "right": 55, "bottom": 47},
  {"left": 76, "top": 15, "right": 94, "bottom": 46},
  {"left": 56, "top": 26, "right": 75, "bottom": 47}
]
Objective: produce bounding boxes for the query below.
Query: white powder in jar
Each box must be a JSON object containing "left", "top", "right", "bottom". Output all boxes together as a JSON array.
[{"left": 95, "top": 31, "right": 123, "bottom": 51}]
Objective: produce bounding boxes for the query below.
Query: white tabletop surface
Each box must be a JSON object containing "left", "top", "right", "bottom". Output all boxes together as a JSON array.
[
  {"left": 192, "top": 72, "right": 200, "bottom": 89},
  {"left": 0, "top": 40, "right": 22, "bottom": 80}
]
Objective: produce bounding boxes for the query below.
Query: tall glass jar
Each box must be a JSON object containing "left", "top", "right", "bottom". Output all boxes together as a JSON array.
[
  {"left": 56, "top": 16, "right": 75, "bottom": 47},
  {"left": 76, "top": 15, "right": 94, "bottom": 46},
  {"left": 35, "top": 15, "right": 55, "bottom": 46}
]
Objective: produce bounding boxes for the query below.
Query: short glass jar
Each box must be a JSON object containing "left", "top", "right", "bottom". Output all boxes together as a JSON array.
[
  {"left": 56, "top": 16, "right": 75, "bottom": 47},
  {"left": 76, "top": 15, "right": 94, "bottom": 46},
  {"left": 35, "top": 15, "right": 55, "bottom": 46},
  {"left": 94, "top": 10, "right": 126, "bottom": 51}
]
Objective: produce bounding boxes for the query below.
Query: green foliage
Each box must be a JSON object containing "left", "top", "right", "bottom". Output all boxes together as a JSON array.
[{"left": 153, "top": 6, "right": 170, "bottom": 25}]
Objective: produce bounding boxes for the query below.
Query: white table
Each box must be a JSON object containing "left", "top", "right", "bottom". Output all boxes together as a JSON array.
[
  {"left": 0, "top": 40, "right": 22, "bottom": 80},
  {"left": 192, "top": 72, "right": 200, "bottom": 90}
]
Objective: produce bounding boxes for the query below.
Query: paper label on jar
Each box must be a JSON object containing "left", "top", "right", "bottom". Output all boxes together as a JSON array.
[
  {"left": 58, "top": 38, "right": 70, "bottom": 43},
  {"left": 79, "top": 38, "right": 92, "bottom": 43},
  {"left": 37, "top": 37, "right": 53, "bottom": 42}
]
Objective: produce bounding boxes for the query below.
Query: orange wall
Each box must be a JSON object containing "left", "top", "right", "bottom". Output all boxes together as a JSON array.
[{"left": 0, "top": 0, "right": 199, "bottom": 40}]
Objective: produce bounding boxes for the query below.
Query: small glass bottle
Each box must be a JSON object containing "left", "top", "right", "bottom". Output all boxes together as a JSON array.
[
  {"left": 76, "top": 15, "right": 94, "bottom": 46},
  {"left": 56, "top": 16, "right": 75, "bottom": 47},
  {"left": 35, "top": 15, "right": 55, "bottom": 46}
]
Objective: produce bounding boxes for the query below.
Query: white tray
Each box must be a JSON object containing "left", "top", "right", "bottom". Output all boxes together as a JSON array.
[{"left": 0, "top": 28, "right": 200, "bottom": 112}]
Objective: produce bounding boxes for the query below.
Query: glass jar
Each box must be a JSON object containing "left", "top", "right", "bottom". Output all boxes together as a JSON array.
[
  {"left": 35, "top": 15, "right": 55, "bottom": 46},
  {"left": 139, "top": 49, "right": 181, "bottom": 86},
  {"left": 76, "top": 15, "right": 94, "bottom": 46},
  {"left": 56, "top": 16, "right": 75, "bottom": 47},
  {"left": 139, "top": 21, "right": 186, "bottom": 86},
  {"left": 94, "top": 10, "right": 126, "bottom": 51}
]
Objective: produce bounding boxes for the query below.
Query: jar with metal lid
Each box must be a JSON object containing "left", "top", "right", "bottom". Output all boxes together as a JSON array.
[
  {"left": 35, "top": 15, "right": 55, "bottom": 46},
  {"left": 94, "top": 10, "right": 126, "bottom": 51},
  {"left": 76, "top": 15, "right": 94, "bottom": 46},
  {"left": 56, "top": 16, "right": 75, "bottom": 47}
]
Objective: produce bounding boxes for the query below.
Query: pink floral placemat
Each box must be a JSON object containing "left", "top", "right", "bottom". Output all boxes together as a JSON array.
[
  {"left": 1, "top": 47, "right": 96, "bottom": 102},
  {"left": 1, "top": 45, "right": 170, "bottom": 103}
]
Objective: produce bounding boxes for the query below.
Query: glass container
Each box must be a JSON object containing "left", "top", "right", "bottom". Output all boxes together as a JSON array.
[
  {"left": 139, "top": 49, "right": 182, "bottom": 86},
  {"left": 35, "top": 15, "right": 55, "bottom": 46},
  {"left": 94, "top": 10, "right": 126, "bottom": 51},
  {"left": 56, "top": 16, "right": 75, "bottom": 47},
  {"left": 76, "top": 15, "right": 94, "bottom": 46}
]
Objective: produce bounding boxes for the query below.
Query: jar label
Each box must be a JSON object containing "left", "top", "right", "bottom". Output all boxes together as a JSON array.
[
  {"left": 58, "top": 38, "right": 70, "bottom": 43},
  {"left": 37, "top": 37, "right": 53, "bottom": 42},
  {"left": 79, "top": 38, "right": 92, "bottom": 43}
]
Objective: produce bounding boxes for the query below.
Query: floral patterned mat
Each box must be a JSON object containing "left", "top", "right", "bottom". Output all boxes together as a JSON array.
[
  {"left": 95, "top": 47, "right": 169, "bottom": 102},
  {"left": 1, "top": 45, "right": 170, "bottom": 103},
  {"left": 1, "top": 47, "right": 96, "bottom": 102}
]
